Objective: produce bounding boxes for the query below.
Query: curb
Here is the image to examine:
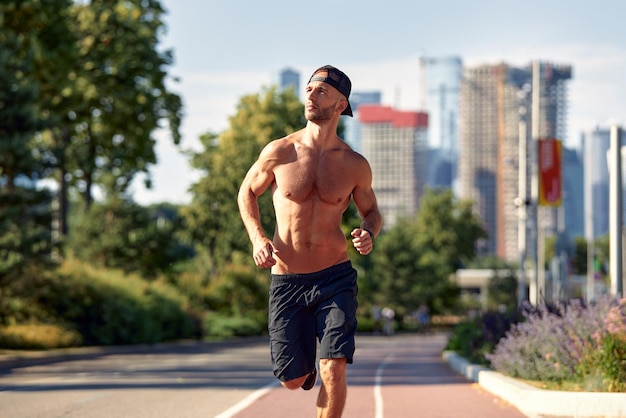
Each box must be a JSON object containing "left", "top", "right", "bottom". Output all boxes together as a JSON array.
[{"left": 442, "top": 351, "right": 626, "bottom": 418}]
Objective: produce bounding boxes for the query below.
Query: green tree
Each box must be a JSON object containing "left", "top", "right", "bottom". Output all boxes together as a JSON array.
[
  {"left": 56, "top": 0, "right": 182, "bottom": 205},
  {"left": 182, "top": 86, "right": 305, "bottom": 273},
  {"left": 0, "top": 0, "right": 74, "bottom": 280},
  {"left": 68, "top": 197, "right": 189, "bottom": 278},
  {"left": 487, "top": 269, "right": 518, "bottom": 311},
  {"left": 571, "top": 236, "right": 587, "bottom": 275},
  {"left": 367, "top": 189, "right": 487, "bottom": 317}
]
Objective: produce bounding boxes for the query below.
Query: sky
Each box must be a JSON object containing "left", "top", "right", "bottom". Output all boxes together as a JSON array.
[{"left": 132, "top": 0, "right": 626, "bottom": 205}]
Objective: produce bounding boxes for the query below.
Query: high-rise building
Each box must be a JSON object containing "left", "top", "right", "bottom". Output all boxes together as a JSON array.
[
  {"left": 420, "top": 56, "right": 462, "bottom": 192},
  {"left": 583, "top": 128, "right": 611, "bottom": 240},
  {"left": 276, "top": 68, "right": 300, "bottom": 98},
  {"left": 359, "top": 105, "right": 428, "bottom": 228},
  {"left": 343, "top": 91, "right": 382, "bottom": 153},
  {"left": 562, "top": 146, "right": 585, "bottom": 239},
  {"left": 459, "top": 61, "right": 572, "bottom": 260}
]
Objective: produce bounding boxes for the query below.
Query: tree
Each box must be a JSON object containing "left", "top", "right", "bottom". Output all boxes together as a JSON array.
[
  {"left": 367, "top": 188, "right": 487, "bottom": 317},
  {"left": 0, "top": 0, "right": 75, "bottom": 280},
  {"left": 60, "top": 0, "right": 182, "bottom": 205},
  {"left": 487, "top": 269, "right": 518, "bottom": 311},
  {"left": 182, "top": 86, "right": 305, "bottom": 273},
  {"left": 68, "top": 197, "right": 190, "bottom": 278}
]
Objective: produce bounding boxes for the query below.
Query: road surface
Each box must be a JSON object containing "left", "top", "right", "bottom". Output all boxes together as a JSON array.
[{"left": 0, "top": 333, "right": 527, "bottom": 417}]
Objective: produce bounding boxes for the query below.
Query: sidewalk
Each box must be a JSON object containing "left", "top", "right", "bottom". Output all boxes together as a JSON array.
[{"left": 443, "top": 351, "right": 626, "bottom": 418}]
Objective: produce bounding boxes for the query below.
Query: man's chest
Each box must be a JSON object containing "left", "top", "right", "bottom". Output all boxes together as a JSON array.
[{"left": 273, "top": 158, "right": 353, "bottom": 204}]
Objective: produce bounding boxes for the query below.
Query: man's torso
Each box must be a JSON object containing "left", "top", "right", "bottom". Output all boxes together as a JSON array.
[{"left": 269, "top": 134, "right": 362, "bottom": 274}]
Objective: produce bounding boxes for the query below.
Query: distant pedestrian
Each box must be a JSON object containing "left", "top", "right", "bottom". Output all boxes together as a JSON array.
[{"left": 382, "top": 307, "right": 395, "bottom": 336}]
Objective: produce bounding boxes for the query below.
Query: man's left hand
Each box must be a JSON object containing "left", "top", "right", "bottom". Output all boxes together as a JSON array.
[{"left": 351, "top": 228, "right": 373, "bottom": 255}]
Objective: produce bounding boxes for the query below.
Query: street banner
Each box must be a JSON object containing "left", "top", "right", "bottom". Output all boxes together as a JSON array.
[{"left": 538, "top": 138, "right": 562, "bottom": 206}]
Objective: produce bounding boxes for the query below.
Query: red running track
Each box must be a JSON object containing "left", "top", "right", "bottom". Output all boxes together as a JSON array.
[{"left": 230, "top": 333, "right": 527, "bottom": 418}]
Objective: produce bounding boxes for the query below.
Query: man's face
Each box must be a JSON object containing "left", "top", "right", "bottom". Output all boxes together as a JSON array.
[{"left": 304, "top": 73, "right": 346, "bottom": 122}]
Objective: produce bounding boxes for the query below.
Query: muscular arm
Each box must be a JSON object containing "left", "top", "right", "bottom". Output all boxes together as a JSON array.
[
  {"left": 350, "top": 158, "right": 382, "bottom": 255},
  {"left": 237, "top": 143, "right": 279, "bottom": 268}
]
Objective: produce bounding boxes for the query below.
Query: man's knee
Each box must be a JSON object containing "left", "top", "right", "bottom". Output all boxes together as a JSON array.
[
  {"left": 280, "top": 375, "right": 307, "bottom": 390},
  {"left": 319, "top": 358, "right": 347, "bottom": 382}
]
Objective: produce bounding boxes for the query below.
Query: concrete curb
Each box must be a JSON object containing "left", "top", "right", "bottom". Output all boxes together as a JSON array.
[{"left": 442, "top": 351, "right": 626, "bottom": 418}]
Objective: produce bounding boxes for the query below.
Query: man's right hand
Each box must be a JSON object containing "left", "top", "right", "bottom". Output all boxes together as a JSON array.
[{"left": 253, "top": 239, "right": 278, "bottom": 269}]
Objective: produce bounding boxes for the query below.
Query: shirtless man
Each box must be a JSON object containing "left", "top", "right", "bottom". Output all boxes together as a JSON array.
[{"left": 238, "top": 65, "right": 382, "bottom": 418}]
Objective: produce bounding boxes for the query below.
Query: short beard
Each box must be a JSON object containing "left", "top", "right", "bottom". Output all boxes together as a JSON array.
[{"left": 305, "top": 102, "right": 337, "bottom": 123}]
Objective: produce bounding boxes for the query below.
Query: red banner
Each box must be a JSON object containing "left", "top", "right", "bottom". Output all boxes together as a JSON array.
[{"left": 538, "top": 138, "right": 562, "bottom": 206}]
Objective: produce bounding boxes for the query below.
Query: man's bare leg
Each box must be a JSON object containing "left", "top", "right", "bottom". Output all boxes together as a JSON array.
[{"left": 316, "top": 358, "right": 347, "bottom": 418}]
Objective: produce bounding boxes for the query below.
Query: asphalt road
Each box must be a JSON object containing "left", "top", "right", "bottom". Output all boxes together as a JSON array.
[{"left": 0, "top": 334, "right": 527, "bottom": 418}]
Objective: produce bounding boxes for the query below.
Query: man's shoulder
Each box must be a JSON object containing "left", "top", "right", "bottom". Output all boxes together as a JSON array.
[
  {"left": 339, "top": 145, "right": 368, "bottom": 166},
  {"left": 259, "top": 131, "right": 302, "bottom": 161}
]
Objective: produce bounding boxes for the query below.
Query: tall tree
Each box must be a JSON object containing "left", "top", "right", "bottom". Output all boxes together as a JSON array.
[
  {"left": 0, "top": 0, "right": 75, "bottom": 279},
  {"left": 182, "top": 86, "right": 305, "bottom": 273},
  {"left": 367, "top": 188, "right": 487, "bottom": 316},
  {"left": 61, "top": 0, "right": 182, "bottom": 206}
]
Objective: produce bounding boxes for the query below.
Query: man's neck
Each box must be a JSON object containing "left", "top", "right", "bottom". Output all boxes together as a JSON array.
[{"left": 304, "top": 119, "right": 339, "bottom": 148}]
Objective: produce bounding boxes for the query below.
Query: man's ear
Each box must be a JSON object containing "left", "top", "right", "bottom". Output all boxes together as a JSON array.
[{"left": 338, "top": 100, "right": 348, "bottom": 114}]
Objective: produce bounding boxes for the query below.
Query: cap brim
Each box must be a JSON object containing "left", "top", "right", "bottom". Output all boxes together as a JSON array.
[{"left": 342, "top": 102, "right": 353, "bottom": 117}]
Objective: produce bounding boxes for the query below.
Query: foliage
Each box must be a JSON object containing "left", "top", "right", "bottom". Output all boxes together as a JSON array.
[
  {"left": 1, "top": 0, "right": 182, "bottom": 246},
  {"left": 487, "top": 269, "right": 518, "bottom": 311},
  {"left": 0, "top": 188, "right": 55, "bottom": 281},
  {"left": 58, "top": 0, "right": 182, "bottom": 203},
  {"left": 36, "top": 260, "right": 200, "bottom": 345},
  {"left": 67, "top": 198, "right": 192, "bottom": 278},
  {"left": 0, "top": 323, "right": 82, "bottom": 349},
  {"left": 568, "top": 235, "right": 610, "bottom": 279},
  {"left": 445, "top": 310, "right": 521, "bottom": 365},
  {"left": 364, "top": 188, "right": 487, "bottom": 319},
  {"left": 571, "top": 236, "right": 588, "bottom": 275},
  {"left": 206, "top": 263, "right": 269, "bottom": 316},
  {"left": 182, "top": 86, "right": 305, "bottom": 273},
  {"left": 0, "top": 1, "right": 67, "bottom": 286},
  {"left": 579, "top": 298, "right": 626, "bottom": 391},
  {"left": 487, "top": 296, "right": 624, "bottom": 391},
  {"left": 203, "top": 314, "right": 266, "bottom": 338}
]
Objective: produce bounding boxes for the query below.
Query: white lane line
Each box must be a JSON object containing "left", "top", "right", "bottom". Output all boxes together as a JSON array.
[
  {"left": 215, "top": 380, "right": 280, "bottom": 418},
  {"left": 374, "top": 354, "right": 394, "bottom": 418}
]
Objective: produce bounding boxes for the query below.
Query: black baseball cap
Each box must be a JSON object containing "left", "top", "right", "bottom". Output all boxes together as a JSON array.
[{"left": 308, "top": 65, "right": 353, "bottom": 117}]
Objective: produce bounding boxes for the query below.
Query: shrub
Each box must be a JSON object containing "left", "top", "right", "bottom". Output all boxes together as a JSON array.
[
  {"left": 445, "top": 310, "right": 520, "bottom": 365},
  {"left": 581, "top": 298, "right": 626, "bottom": 391},
  {"left": 203, "top": 313, "right": 265, "bottom": 338},
  {"left": 487, "top": 296, "right": 622, "bottom": 390},
  {"left": 37, "top": 261, "right": 200, "bottom": 345},
  {"left": 0, "top": 323, "right": 82, "bottom": 349}
]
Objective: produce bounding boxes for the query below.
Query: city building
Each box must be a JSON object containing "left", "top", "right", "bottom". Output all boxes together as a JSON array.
[
  {"left": 343, "top": 91, "right": 382, "bottom": 153},
  {"left": 276, "top": 68, "right": 300, "bottom": 98},
  {"left": 459, "top": 61, "right": 572, "bottom": 261},
  {"left": 359, "top": 105, "right": 428, "bottom": 228},
  {"left": 583, "top": 127, "right": 611, "bottom": 240},
  {"left": 420, "top": 56, "right": 463, "bottom": 192},
  {"left": 562, "top": 146, "right": 584, "bottom": 239}
]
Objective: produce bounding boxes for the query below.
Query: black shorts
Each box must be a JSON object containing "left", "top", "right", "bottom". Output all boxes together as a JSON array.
[{"left": 268, "top": 261, "right": 358, "bottom": 382}]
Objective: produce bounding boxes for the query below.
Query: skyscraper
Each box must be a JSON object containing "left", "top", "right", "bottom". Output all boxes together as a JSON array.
[
  {"left": 359, "top": 105, "right": 428, "bottom": 228},
  {"left": 459, "top": 61, "right": 572, "bottom": 260},
  {"left": 583, "top": 127, "right": 611, "bottom": 240},
  {"left": 343, "top": 91, "right": 382, "bottom": 153},
  {"left": 420, "top": 56, "right": 462, "bottom": 192},
  {"left": 276, "top": 68, "right": 300, "bottom": 98}
]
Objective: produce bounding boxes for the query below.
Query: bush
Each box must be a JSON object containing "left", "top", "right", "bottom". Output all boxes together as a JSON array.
[
  {"left": 445, "top": 310, "right": 520, "bottom": 365},
  {"left": 579, "top": 298, "right": 626, "bottom": 391},
  {"left": 487, "top": 296, "right": 625, "bottom": 391},
  {"left": 203, "top": 313, "right": 265, "bottom": 338},
  {"left": 37, "top": 260, "right": 201, "bottom": 346},
  {"left": 0, "top": 323, "right": 82, "bottom": 349}
]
